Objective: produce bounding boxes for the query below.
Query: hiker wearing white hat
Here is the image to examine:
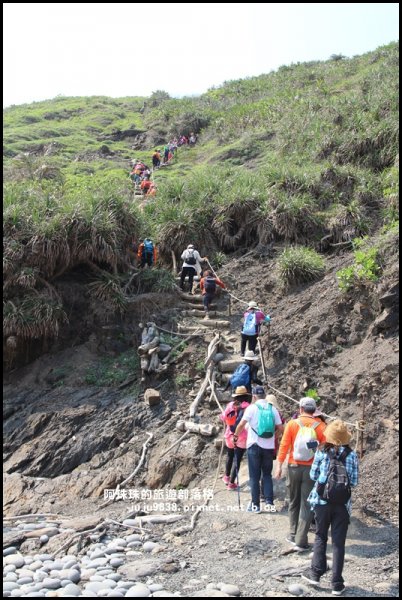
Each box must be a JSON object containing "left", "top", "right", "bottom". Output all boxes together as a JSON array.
[
  {"left": 240, "top": 301, "right": 271, "bottom": 356},
  {"left": 180, "top": 244, "right": 208, "bottom": 293}
]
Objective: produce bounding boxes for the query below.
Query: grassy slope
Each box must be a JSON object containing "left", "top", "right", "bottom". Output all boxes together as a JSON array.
[{"left": 3, "top": 43, "right": 399, "bottom": 364}]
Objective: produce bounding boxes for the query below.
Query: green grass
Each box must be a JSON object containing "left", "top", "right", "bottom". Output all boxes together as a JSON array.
[{"left": 84, "top": 349, "right": 140, "bottom": 386}]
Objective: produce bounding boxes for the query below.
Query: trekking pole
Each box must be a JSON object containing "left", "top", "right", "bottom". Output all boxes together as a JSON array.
[
  {"left": 234, "top": 448, "right": 241, "bottom": 508},
  {"left": 257, "top": 337, "right": 268, "bottom": 383}
]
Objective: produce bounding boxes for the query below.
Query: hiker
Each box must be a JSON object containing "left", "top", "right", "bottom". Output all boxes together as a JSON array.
[
  {"left": 180, "top": 244, "right": 207, "bottom": 293},
  {"left": 240, "top": 301, "right": 270, "bottom": 356},
  {"left": 199, "top": 269, "right": 226, "bottom": 319},
  {"left": 152, "top": 150, "right": 161, "bottom": 169},
  {"left": 137, "top": 238, "right": 157, "bottom": 269},
  {"left": 225, "top": 350, "right": 263, "bottom": 393},
  {"left": 189, "top": 132, "right": 197, "bottom": 145},
  {"left": 163, "top": 144, "right": 169, "bottom": 164},
  {"left": 220, "top": 386, "right": 252, "bottom": 490},
  {"left": 274, "top": 397, "right": 327, "bottom": 551},
  {"left": 233, "top": 390, "right": 283, "bottom": 512},
  {"left": 140, "top": 175, "right": 152, "bottom": 196},
  {"left": 146, "top": 182, "right": 157, "bottom": 197},
  {"left": 301, "top": 420, "right": 358, "bottom": 596}
]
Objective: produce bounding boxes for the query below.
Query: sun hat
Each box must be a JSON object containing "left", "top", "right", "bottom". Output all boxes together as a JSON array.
[
  {"left": 299, "top": 397, "right": 317, "bottom": 411},
  {"left": 244, "top": 350, "right": 258, "bottom": 361},
  {"left": 232, "top": 385, "right": 251, "bottom": 398},
  {"left": 187, "top": 244, "right": 194, "bottom": 249},
  {"left": 247, "top": 301, "right": 258, "bottom": 309},
  {"left": 324, "top": 420, "right": 352, "bottom": 446}
]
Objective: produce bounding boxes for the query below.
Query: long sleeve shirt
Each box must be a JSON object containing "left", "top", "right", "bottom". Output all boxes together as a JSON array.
[
  {"left": 307, "top": 447, "right": 359, "bottom": 515},
  {"left": 276, "top": 415, "right": 327, "bottom": 466}
]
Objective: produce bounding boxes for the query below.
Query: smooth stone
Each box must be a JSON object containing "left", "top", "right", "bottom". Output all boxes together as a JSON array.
[
  {"left": 4, "top": 555, "right": 25, "bottom": 568},
  {"left": 80, "top": 569, "right": 97, "bottom": 580},
  {"left": 87, "top": 558, "right": 109, "bottom": 568},
  {"left": 125, "top": 535, "right": 141, "bottom": 543},
  {"left": 39, "top": 536, "right": 49, "bottom": 544},
  {"left": 149, "top": 584, "right": 165, "bottom": 592},
  {"left": 4, "top": 564, "right": 18, "bottom": 573},
  {"left": 4, "top": 573, "right": 19, "bottom": 582},
  {"left": 42, "top": 577, "right": 62, "bottom": 589},
  {"left": 29, "top": 562, "right": 44, "bottom": 572},
  {"left": 85, "top": 581, "right": 116, "bottom": 592},
  {"left": 90, "top": 549, "right": 106, "bottom": 560},
  {"left": 3, "top": 583, "right": 20, "bottom": 591},
  {"left": 288, "top": 583, "right": 308, "bottom": 596},
  {"left": 220, "top": 584, "right": 241, "bottom": 596},
  {"left": 59, "top": 583, "right": 82, "bottom": 596},
  {"left": 67, "top": 569, "right": 81, "bottom": 584},
  {"left": 107, "top": 573, "right": 122, "bottom": 582},
  {"left": 125, "top": 583, "right": 151, "bottom": 597},
  {"left": 36, "top": 555, "right": 54, "bottom": 562},
  {"left": 110, "top": 559, "right": 124, "bottom": 568},
  {"left": 106, "top": 593, "right": 124, "bottom": 597},
  {"left": 61, "top": 560, "right": 78, "bottom": 570},
  {"left": 17, "top": 577, "right": 34, "bottom": 585},
  {"left": 142, "top": 542, "right": 158, "bottom": 553},
  {"left": 4, "top": 547, "right": 18, "bottom": 556},
  {"left": 127, "top": 542, "right": 142, "bottom": 548}
]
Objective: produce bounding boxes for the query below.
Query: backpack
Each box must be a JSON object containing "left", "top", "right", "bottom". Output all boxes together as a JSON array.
[
  {"left": 144, "top": 239, "right": 154, "bottom": 255},
  {"left": 242, "top": 312, "right": 257, "bottom": 336},
  {"left": 230, "top": 363, "right": 251, "bottom": 389},
  {"left": 186, "top": 250, "right": 196, "bottom": 265},
  {"left": 225, "top": 407, "right": 245, "bottom": 433},
  {"left": 204, "top": 276, "right": 216, "bottom": 294},
  {"left": 317, "top": 448, "right": 352, "bottom": 504},
  {"left": 293, "top": 419, "right": 320, "bottom": 461},
  {"left": 252, "top": 402, "right": 275, "bottom": 438}
]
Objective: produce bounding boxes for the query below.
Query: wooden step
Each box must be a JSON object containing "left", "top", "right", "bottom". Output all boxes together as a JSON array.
[{"left": 181, "top": 310, "right": 227, "bottom": 318}]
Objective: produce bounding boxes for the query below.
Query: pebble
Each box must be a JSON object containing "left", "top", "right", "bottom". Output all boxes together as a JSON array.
[
  {"left": 4, "top": 555, "right": 25, "bottom": 568},
  {"left": 125, "top": 583, "right": 151, "bottom": 597},
  {"left": 142, "top": 542, "right": 159, "bottom": 553},
  {"left": 4, "top": 564, "right": 17, "bottom": 574},
  {"left": 220, "top": 584, "right": 241, "bottom": 596},
  {"left": 4, "top": 547, "right": 18, "bottom": 556},
  {"left": 288, "top": 583, "right": 308, "bottom": 596},
  {"left": 59, "top": 583, "right": 83, "bottom": 596},
  {"left": 42, "top": 577, "right": 62, "bottom": 589}
]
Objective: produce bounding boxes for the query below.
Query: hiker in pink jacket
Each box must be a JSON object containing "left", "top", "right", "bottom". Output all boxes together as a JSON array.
[{"left": 220, "top": 386, "right": 251, "bottom": 490}]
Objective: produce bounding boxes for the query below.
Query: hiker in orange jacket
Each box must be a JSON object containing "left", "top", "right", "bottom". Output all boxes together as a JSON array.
[
  {"left": 137, "top": 238, "right": 158, "bottom": 268},
  {"left": 275, "top": 397, "right": 326, "bottom": 551},
  {"left": 199, "top": 270, "right": 225, "bottom": 318}
]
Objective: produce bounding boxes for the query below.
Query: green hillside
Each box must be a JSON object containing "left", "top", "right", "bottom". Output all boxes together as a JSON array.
[{"left": 3, "top": 42, "right": 399, "bottom": 367}]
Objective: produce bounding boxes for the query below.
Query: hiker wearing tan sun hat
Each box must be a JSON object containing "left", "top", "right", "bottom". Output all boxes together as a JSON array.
[
  {"left": 301, "top": 420, "right": 359, "bottom": 596},
  {"left": 240, "top": 300, "right": 271, "bottom": 356}
]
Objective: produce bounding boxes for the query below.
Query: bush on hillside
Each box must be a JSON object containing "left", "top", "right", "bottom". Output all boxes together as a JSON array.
[{"left": 278, "top": 246, "right": 326, "bottom": 286}]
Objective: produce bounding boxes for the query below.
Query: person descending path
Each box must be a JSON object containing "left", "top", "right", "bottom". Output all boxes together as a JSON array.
[
  {"left": 180, "top": 244, "right": 207, "bottom": 293},
  {"left": 140, "top": 174, "right": 152, "bottom": 196},
  {"left": 301, "top": 420, "right": 359, "bottom": 596},
  {"left": 199, "top": 270, "right": 226, "bottom": 319},
  {"left": 220, "top": 386, "right": 252, "bottom": 490},
  {"left": 241, "top": 301, "right": 271, "bottom": 356},
  {"left": 233, "top": 388, "right": 284, "bottom": 513},
  {"left": 138, "top": 238, "right": 157, "bottom": 269},
  {"left": 225, "top": 350, "right": 263, "bottom": 394},
  {"left": 275, "top": 397, "right": 327, "bottom": 552}
]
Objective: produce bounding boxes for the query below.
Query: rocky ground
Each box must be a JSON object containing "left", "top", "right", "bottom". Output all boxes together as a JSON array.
[{"left": 3, "top": 240, "right": 399, "bottom": 597}]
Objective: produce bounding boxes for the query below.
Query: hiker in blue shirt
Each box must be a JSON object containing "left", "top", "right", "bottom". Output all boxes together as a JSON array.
[{"left": 301, "top": 420, "right": 359, "bottom": 596}]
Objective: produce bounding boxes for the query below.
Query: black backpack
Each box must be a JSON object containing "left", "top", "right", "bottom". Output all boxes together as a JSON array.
[
  {"left": 317, "top": 447, "right": 351, "bottom": 504},
  {"left": 204, "top": 276, "right": 216, "bottom": 293},
  {"left": 186, "top": 250, "right": 196, "bottom": 265}
]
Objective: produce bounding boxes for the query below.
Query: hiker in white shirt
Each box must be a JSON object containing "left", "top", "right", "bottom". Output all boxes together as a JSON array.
[
  {"left": 234, "top": 391, "right": 283, "bottom": 513},
  {"left": 180, "top": 244, "right": 207, "bottom": 293}
]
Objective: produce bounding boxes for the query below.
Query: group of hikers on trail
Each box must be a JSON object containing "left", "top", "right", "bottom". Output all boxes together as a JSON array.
[
  {"left": 129, "top": 132, "right": 197, "bottom": 198},
  {"left": 221, "top": 384, "right": 358, "bottom": 596}
]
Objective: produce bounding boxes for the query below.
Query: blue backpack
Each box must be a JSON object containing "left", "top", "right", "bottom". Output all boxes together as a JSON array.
[
  {"left": 144, "top": 239, "right": 154, "bottom": 255},
  {"left": 230, "top": 363, "right": 250, "bottom": 389},
  {"left": 242, "top": 312, "right": 257, "bottom": 336}
]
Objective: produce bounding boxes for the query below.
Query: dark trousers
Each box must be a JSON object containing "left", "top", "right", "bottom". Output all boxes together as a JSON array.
[
  {"left": 311, "top": 503, "right": 350, "bottom": 586},
  {"left": 287, "top": 465, "right": 315, "bottom": 547},
  {"left": 180, "top": 266, "right": 196, "bottom": 290},
  {"left": 203, "top": 292, "right": 215, "bottom": 311},
  {"left": 247, "top": 444, "right": 274, "bottom": 506},
  {"left": 140, "top": 254, "right": 153, "bottom": 268},
  {"left": 225, "top": 447, "right": 246, "bottom": 484},
  {"left": 241, "top": 333, "right": 258, "bottom": 354}
]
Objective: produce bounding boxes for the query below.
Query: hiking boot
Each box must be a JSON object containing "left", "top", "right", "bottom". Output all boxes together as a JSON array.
[
  {"left": 264, "top": 502, "right": 276, "bottom": 512},
  {"left": 286, "top": 535, "right": 296, "bottom": 545},
  {"left": 295, "top": 544, "right": 310, "bottom": 552},
  {"left": 227, "top": 482, "right": 239, "bottom": 490},
  {"left": 332, "top": 583, "right": 346, "bottom": 596},
  {"left": 222, "top": 475, "right": 230, "bottom": 485},
  {"left": 246, "top": 502, "right": 261, "bottom": 513},
  {"left": 301, "top": 569, "right": 320, "bottom": 586}
]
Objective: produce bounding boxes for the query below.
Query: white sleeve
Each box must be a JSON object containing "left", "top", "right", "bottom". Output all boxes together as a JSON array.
[
  {"left": 194, "top": 250, "right": 201, "bottom": 261},
  {"left": 273, "top": 407, "right": 282, "bottom": 425}
]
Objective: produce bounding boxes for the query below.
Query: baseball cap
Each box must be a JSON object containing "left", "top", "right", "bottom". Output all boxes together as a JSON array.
[
  {"left": 253, "top": 386, "right": 265, "bottom": 396},
  {"left": 300, "top": 397, "right": 317, "bottom": 411}
]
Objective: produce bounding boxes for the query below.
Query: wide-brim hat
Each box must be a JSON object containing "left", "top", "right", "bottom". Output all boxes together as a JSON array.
[
  {"left": 324, "top": 420, "right": 352, "bottom": 446},
  {"left": 232, "top": 385, "right": 251, "bottom": 397},
  {"left": 244, "top": 351, "right": 258, "bottom": 361},
  {"left": 247, "top": 301, "right": 258, "bottom": 309},
  {"left": 265, "top": 394, "right": 279, "bottom": 410}
]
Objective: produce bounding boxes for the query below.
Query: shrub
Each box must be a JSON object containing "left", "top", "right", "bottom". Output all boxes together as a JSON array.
[
  {"left": 278, "top": 246, "right": 325, "bottom": 286},
  {"left": 336, "top": 238, "right": 381, "bottom": 292}
]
